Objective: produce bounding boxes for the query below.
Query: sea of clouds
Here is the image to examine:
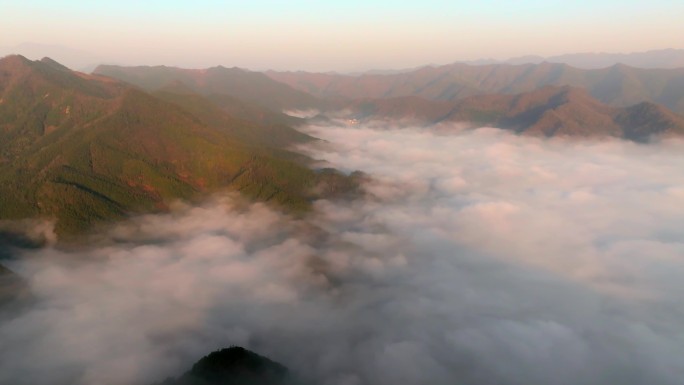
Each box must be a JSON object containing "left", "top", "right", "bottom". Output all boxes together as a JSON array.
[{"left": 2, "top": 125, "right": 684, "bottom": 385}]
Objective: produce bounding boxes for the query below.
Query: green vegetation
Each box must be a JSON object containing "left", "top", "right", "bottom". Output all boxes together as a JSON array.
[
  {"left": 153, "top": 90, "right": 314, "bottom": 149},
  {"left": 0, "top": 56, "right": 356, "bottom": 238}
]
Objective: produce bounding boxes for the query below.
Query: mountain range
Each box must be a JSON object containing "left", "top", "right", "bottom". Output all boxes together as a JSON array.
[
  {"left": 95, "top": 62, "right": 684, "bottom": 141},
  {"left": 351, "top": 49, "right": 684, "bottom": 76},
  {"left": 94, "top": 64, "right": 321, "bottom": 111},
  {"left": 266, "top": 62, "right": 684, "bottom": 114},
  {"left": 2, "top": 51, "right": 684, "bottom": 385},
  {"left": 2, "top": 54, "right": 684, "bottom": 237},
  {"left": 0, "top": 55, "right": 355, "bottom": 237},
  {"left": 465, "top": 48, "right": 684, "bottom": 69},
  {"left": 330, "top": 86, "right": 684, "bottom": 141}
]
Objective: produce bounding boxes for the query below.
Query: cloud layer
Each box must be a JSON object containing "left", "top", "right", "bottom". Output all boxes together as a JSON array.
[{"left": 2, "top": 125, "right": 684, "bottom": 385}]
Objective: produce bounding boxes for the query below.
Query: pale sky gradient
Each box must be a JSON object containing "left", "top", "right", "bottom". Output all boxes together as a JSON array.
[{"left": 1, "top": 0, "right": 683, "bottom": 71}]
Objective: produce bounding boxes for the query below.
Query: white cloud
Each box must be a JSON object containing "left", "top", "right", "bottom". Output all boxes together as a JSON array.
[{"left": 2, "top": 125, "right": 684, "bottom": 385}]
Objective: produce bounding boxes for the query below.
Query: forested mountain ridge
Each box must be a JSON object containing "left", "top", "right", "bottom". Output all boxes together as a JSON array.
[
  {"left": 326, "top": 86, "right": 684, "bottom": 141},
  {"left": 0, "top": 55, "right": 355, "bottom": 237}
]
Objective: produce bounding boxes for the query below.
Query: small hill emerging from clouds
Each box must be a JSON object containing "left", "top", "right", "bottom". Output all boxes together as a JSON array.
[
  {"left": 0, "top": 55, "right": 354, "bottom": 237},
  {"left": 156, "top": 347, "right": 302, "bottom": 385}
]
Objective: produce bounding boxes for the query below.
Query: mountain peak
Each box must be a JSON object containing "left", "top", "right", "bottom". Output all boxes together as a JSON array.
[
  {"left": 207, "top": 65, "right": 245, "bottom": 73},
  {"left": 39, "top": 56, "right": 71, "bottom": 71},
  {"left": 154, "top": 347, "right": 294, "bottom": 385},
  {"left": 1, "top": 55, "right": 71, "bottom": 75},
  {"left": 629, "top": 100, "right": 667, "bottom": 111},
  {"left": 621, "top": 100, "right": 681, "bottom": 123},
  {"left": 616, "top": 101, "right": 684, "bottom": 140},
  {"left": 0, "top": 54, "right": 32, "bottom": 70}
]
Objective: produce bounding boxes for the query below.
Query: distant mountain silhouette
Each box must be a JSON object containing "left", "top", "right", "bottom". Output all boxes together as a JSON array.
[
  {"left": 506, "top": 49, "right": 684, "bottom": 69},
  {"left": 351, "top": 49, "right": 684, "bottom": 75},
  {"left": 94, "top": 64, "right": 321, "bottom": 111},
  {"left": 266, "top": 62, "right": 684, "bottom": 114}
]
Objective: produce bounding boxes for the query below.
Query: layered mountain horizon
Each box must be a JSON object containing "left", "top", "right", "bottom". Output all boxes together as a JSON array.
[
  {"left": 5, "top": 44, "right": 684, "bottom": 72},
  {"left": 324, "top": 86, "right": 684, "bottom": 141},
  {"left": 95, "top": 59, "right": 684, "bottom": 141},
  {"left": 3, "top": 52, "right": 684, "bottom": 240},
  {"left": 266, "top": 61, "right": 684, "bottom": 114}
]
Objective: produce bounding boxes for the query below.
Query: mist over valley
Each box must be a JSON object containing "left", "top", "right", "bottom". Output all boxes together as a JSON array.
[
  {"left": 2, "top": 2, "right": 684, "bottom": 384},
  {"left": 2, "top": 121, "right": 684, "bottom": 385}
]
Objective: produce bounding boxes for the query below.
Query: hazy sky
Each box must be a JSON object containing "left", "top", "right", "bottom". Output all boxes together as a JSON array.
[{"left": 2, "top": 0, "right": 684, "bottom": 70}]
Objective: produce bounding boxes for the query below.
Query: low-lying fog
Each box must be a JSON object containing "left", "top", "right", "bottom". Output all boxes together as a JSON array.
[{"left": 2, "top": 125, "right": 684, "bottom": 385}]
